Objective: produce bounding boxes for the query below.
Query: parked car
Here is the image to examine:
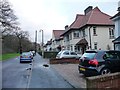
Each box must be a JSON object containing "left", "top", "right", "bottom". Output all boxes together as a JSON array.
[
  {"left": 20, "top": 52, "right": 33, "bottom": 63},
  {"left": 31, "top": 51, "right": 35, "bottom": 56},
  {"left": 56, "top": 50, "right": 80, "bottom": 59},
  {"left": 78, "top": 50, "right": 120, "bottom": 77}
]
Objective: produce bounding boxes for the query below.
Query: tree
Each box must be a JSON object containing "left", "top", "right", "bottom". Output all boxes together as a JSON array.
[
  {"left": 1, "top": 0, "right": 35, "bottom": 54},
  {"left": 14, "top": 29, "right": 29, "bottom": 54},
  {"left": 0, "top": 0, "right": 18, "bottom": 39}
]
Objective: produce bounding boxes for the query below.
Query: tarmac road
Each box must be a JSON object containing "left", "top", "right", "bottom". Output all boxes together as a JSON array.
[
  {"left": 29, "top": 53, "right": 73, "bottom": 88},
  {"left": 2, "top": 53, "right": 74, "bottom": 89},
  {"left": 2, "top": 56, "right": 32, "bottom": 88}
]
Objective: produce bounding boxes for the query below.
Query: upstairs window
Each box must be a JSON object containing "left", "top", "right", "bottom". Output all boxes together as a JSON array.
[
  {"left": 109, "top": 28, "right": 114, "bottom": 39},
  {"left": 82, "top": 29, "right": 85, "bottom": 37},
  {"left": 66, "top": 35, "right": 69, "bottom": 41},
  {"left": 93, "top": 27, "right": 97, "bottom": 36},
  {"left": 69, "top": 33, "right": 72, "bottom": 40},
  {"left": 74, "top": 31, "right": 80, "bottom": 38}
]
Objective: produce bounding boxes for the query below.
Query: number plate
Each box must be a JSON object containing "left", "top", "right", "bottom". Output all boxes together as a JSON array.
[{"left": 80, "top": 68, "right": 85, "bottom": 71}]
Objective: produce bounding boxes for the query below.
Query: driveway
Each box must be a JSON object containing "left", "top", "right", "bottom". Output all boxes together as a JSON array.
[{"left": 51, "top": 64, "right": 86, "bottom": 88}]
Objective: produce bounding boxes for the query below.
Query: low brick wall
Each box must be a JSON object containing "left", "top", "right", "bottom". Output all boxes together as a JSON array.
[
  {"left": 50, "top": 58, "right": 79, "bottom": 64},
  {"left": 86, "top": 72, "right": 120, "bottom": 89}
]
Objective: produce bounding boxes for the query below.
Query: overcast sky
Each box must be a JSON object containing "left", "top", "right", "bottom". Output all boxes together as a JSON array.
[{"left": 9, "top": 0, "right": 120, "bottom": 44}]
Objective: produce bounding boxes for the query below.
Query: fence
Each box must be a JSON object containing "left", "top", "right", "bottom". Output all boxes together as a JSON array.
[{"left": 86, "top": 72, "right": 120, "bottom": 89}]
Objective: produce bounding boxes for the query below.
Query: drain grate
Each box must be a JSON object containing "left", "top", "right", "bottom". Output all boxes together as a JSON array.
[{"left": 43, "top": 64, "right": 49, "bottom": 67}]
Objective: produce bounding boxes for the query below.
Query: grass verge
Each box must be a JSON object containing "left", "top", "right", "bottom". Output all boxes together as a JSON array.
[{"left": 0, "top": 53, "right": 20, "bottom": 61}]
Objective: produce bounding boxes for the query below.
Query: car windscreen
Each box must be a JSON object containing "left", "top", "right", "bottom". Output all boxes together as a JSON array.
[
  {"left": 81, "top": 53, "right": 96, "bottom": 60},
  {"left": 22, "top": 52, "right": 31, "bottom": 56},
  {"left": 63, "top": 51, "right": 69, "bottom": 55},
  {"left": 57, "top": 51, "right": 62, "bottom": 56}
]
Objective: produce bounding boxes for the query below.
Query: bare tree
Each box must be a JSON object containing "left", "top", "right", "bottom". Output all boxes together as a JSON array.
[
  {"left": 0, "top": 0, "right": 18, "bottom": 39},
  {"left": 14, "top": 28, "right": 29, "bottom": 54}
]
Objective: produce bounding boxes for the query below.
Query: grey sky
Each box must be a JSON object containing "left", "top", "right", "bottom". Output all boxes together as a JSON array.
[{"left": 9, "top": 0, "right": 119, "bottom": 44}]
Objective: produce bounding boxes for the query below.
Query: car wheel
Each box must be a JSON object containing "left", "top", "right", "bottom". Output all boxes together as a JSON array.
[{"left": 100, "top": 68, "right": 111, "bottom": 75}]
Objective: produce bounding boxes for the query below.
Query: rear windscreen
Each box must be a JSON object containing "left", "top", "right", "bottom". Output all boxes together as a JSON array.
[{"left": 81, "top": 53, "right": 96, "bottom": 59}]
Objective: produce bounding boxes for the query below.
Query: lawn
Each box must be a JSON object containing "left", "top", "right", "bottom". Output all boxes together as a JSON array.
[{"left": 0, "top": 53, "right": 20, "bottom": 61}]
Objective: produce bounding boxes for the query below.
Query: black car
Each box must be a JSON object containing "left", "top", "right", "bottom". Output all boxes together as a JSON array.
[{"left": 78, "top": 50, "right": 120, "bottom": 76}]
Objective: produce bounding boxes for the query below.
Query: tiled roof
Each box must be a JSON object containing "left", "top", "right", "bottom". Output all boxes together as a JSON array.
[
  {"left": 46, "top": 39, "right": 52, "bottom": 45},
  {"left": 53, "top": 30, "right": 64, "bottom": 40},
  {"left": 70, "top": 14, "right": 85, "bottom": 29},
  {"left": 76, "top": 38, "right": 88, "bottom": 45},
  {"left": 62, "top": 6, "right": 114, "bottom": 36},
  {"left": 81, "top": 7, "right": 114, "bottom": 26},
  {"left": 112, "top": 36, "right": 120, "bottom": 43},
  {"left": 111, "top": 12, "right": 120, "bottom": 19}
]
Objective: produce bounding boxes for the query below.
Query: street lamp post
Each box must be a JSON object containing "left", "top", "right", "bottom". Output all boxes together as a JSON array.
[{"left": 39, "top": 29, "right": 44, "bottom": 57}]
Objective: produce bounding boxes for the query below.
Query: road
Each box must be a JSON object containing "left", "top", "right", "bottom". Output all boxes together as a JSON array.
[
  {"left": 2, "top": 56, "right": 32, "bottom": 88},
  {"left": 2, "top": 53, "right": 74, "bottom": 89}
]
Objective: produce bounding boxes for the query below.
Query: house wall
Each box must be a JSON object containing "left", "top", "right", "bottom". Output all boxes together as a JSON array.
[
  {"left": 89, "top": 26, "right": 114, "bottom": 50},
  {"left": 51, "top": 32, "right": 64, "bottom": 51},
  {"left": 63, "top": 31, "right": 82, "bottom": 53},
  {"left": 51, "top": 32, "right": 56, "bottom": 50},
  {"left": 114, "top": 18, "right": 120, "bottom": 38},
  {"left": 63, "top": 26, "right": 115, "bottom": 53}
]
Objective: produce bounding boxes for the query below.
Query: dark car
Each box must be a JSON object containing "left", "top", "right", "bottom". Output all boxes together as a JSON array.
[{"left": 78, "top": 50, "right": 120, "bottom": 76}]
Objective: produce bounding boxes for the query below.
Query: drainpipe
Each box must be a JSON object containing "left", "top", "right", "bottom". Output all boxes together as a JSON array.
[{"left": 89, "top": 26, "right": 92, "bottom": 50}]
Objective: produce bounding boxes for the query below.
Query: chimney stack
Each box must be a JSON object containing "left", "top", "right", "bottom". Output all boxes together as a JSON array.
[
  {"left": 65, "top": 25, "right": 69, "bottom": 30},
  {"left": 84, "top": 6, "right": 93, "bottom": 15},
  {"left": 118, "top": 1, "right": 120, "bottom": 11}
]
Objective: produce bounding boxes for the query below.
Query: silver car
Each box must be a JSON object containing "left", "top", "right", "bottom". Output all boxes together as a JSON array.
[
  {"left": 56, "top": 50, "right": 80, "bottom": 59},
  {"left": 20, "top": 52, "right": 33, "bottom": 63}
]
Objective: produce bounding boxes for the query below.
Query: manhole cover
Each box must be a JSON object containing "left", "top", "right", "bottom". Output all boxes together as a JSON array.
[{"left": 43, "top": 64, "right": 49, "bottom": 67}]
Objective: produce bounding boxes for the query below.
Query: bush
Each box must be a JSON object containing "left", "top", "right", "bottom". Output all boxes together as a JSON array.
[{"left": 38, "top": 51, "right": 58, "bottom": 59}]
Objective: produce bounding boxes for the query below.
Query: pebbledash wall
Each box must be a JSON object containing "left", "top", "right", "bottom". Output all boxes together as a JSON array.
[{"left": 86, "top": 72, "right": 120, "bottom": 89}]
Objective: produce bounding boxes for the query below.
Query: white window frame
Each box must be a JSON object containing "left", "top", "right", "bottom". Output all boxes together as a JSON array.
[{"left": 109, "top": 28, "right": 114, "bottom": 39}]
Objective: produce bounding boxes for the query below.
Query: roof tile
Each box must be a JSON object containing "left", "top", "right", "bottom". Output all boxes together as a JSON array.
[{"left": 53, "top": 30, "right": 64, "bottom": 39}]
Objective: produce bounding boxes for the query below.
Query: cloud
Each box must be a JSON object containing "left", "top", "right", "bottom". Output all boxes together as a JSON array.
[{"left": 9, "top": 0, "right": 119, "bottom": 43}]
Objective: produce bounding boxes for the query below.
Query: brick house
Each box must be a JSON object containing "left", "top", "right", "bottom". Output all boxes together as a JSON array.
[
  {"left": 52, "top": 30, "right": 64, "bottom": 51},
  {"left": 61, "top": 6, "right": 115, "bottom": 54}
]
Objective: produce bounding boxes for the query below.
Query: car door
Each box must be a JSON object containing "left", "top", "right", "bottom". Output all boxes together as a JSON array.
[
  {"left": 62, "top": 51, "right": 70, "bottom": 58},
  {"left": 70, "top": 51, "right": 78, "bottom": 58},
  {"left": 105, "top": 51, "right": 120, "bottom": 72}
]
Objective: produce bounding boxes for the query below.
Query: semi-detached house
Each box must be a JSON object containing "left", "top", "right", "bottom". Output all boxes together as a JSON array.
[
  {"left": 52, "top": 30, "right": 64, "bottom": 51},
  {"left": 61, "top": 6, "right": 115, "bottom": 54},
  {"left": 111, "top": 1, "right": 120, "bottom": 51}
]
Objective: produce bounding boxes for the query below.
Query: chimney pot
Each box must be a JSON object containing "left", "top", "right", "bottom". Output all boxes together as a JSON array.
[
  {"left": 65, "top": 25, "right": 69, "bottom": 30},
  {"left": 84, "top": 6, "right": 93, "bottom": 15},
  {"left": 118, "top": 1, "right": 120, "bottom": 11}
]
